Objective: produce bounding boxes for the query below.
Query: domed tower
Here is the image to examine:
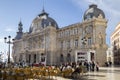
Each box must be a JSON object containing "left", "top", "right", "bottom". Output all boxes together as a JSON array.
[
  {"left": 82, "top": 4, "right": 107, "bottom": 66},
  {"left": 15, "top": 21, "right": 23, "bottom": 40},
  {"left": 84, "top": 4, "right": 105, "bottom": 21},
  {"left": 13, "top": 21, "right": 23, "bottom": 63},
  {"left": 26, "top": 9, "right": 59, "bottom": 65},
  {"left": 29, "top": 9, "right": 58, "bottom": 33}
]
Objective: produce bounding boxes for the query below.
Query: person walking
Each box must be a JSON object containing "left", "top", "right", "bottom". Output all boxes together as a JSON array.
[
  {"left": 96, "top": 62, "right": 99, "bottom": 71},
  {"left": 92, "top": 61, "right": 95, "bottom": 71}
]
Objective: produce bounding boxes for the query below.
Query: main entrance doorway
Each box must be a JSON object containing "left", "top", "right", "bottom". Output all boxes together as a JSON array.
[
  {"left": 90, "top": 52, "right": 95, "bottom": 61},
  {"left": 75, "top": 50, "right": 95, "bottom": 63}
]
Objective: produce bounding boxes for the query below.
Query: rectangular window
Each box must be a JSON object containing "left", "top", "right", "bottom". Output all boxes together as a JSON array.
[
  {"left": 74, "top": 28, "right": 76, "bottom": 34},
  {"left": 67, "top": 40, "right": 70, "bottom": 49},
  {"left": 75, "top": 39, "right": 78, "bottom": 47},
  {"left": 68, "top": 30, "right": 70, "bottom": 36},
  {"left": 62, "top": 31, "right": 64, "bottom": 37},
  {"left": 88, "top": 37, "right": 92, "bottom": 45},
  {"left": 61, "top": 41, "right": 63, "bottom": 49},
  {"left": 58, "top": 33, "right": 60, "bottom": 38},
  {"left": 76, "top": 28, "right": 78, "bottom": 34},
  {"left": 60, "top": 32, "right": 62, "bottom": 37},
  {"left": 71, "top": 30, "right": 73, "bottom": 35}
]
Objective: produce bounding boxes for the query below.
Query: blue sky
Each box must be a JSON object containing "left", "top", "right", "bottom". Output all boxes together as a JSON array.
[{"left": 0, "top": 0, "right": 120, "bottom": 53}]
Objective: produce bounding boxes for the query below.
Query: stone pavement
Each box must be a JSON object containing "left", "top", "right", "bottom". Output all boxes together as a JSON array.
[
  {"left": 27, "top": 66, "right": 120, "bottom": 80},
  {"left": 86, "top": 66, "right": 120, "bottom": 80},
  {"left": 54, "top": 66, "right": 120, "bottom": 80}
]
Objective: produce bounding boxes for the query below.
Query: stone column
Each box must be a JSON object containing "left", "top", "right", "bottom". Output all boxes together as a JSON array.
[
  {"left": 36, "top": 53, "right": 40, "bottom": 64},
  {"left": 23, "top": 53, "right": 26, "bottom": 62},
  {"left": 25, "top": 53, "right": 28, "bottom": 63},
  {"left": 39, "top": 53, "right": 41, "bottom": 63}
]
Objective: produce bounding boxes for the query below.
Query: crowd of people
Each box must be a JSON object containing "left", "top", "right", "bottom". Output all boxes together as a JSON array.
[
  {"left": 58, "top": 60, "right": 100, "bottom": 72},
  {"left": 0, "top": 60, "right": 100, "bottom": 72},
  {"left": 83, "top": 61, "right": 99, "bottom": 72},
  {"left": 105, "top": 61, "right": 112, "bottom": 67}
]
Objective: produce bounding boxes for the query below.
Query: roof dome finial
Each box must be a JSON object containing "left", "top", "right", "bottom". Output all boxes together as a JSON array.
[
  {"left": 18, "top": 19, "right": 23, "bottom": 32},
  {"left": 42, "top": 0, "right": 45, "bottom": 12},
  {"left": 38, "top": 0, "right": 49, "bottom": 17}
]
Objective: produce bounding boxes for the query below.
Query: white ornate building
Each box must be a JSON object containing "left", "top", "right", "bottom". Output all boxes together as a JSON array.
[{"left": 12, "top": 4, "right": 107, "bottom": 66}]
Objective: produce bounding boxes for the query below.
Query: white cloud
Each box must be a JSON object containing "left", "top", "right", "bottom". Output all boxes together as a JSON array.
[
  {"left": 3, "top": 25, "right": 16, "bottom": 32},
  {"left": 84, "top": 0, "right": 98, "bottom": 4},
  {"left": 0, "top": 38, "right": 4, "bottom": 43},
  {"left": 5, "top": 28, "right": 16, "bottom": 32}
]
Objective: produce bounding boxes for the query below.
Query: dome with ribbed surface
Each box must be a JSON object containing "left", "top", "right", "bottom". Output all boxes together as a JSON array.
[
  {"left": 29, "top": 9, "right": 58, "bottom": 33},
  {"left": 84, "top": 4, "right": 105, "bottom": 20}
]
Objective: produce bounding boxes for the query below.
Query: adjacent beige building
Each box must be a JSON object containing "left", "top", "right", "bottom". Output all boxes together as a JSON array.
[
  {"left": 12, "top": 4, "right": 107, "bottom": 66},
  {"left": 111, "top": 23, "right": 120, "bottom": 65},
  {"left": 106, "top": 47, "right": 114, "bottom": 64}
]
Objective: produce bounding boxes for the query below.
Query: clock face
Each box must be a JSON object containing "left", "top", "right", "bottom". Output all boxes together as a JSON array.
[{"left": 86, "top": 26, "right": 93, "bottom": 34}]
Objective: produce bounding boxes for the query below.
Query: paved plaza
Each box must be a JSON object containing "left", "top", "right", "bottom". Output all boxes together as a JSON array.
[
  {"left": 86, "top": 66, "right": 120, "bottom": 80},
  {"left": 54, "top": 66, "right": 120, "bottom": 80},
  {"left": 1, "top": 66, "right": 120, "bottom": 80}
]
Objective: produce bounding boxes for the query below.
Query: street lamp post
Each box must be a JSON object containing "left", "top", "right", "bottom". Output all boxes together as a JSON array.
[{"left": 4, "top": 36, "right": 13, "bottom": 67}]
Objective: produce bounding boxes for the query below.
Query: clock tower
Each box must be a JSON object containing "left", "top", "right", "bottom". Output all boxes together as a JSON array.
[{"left": 83, "top": 4, "right": 107, "bottom": 66}]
